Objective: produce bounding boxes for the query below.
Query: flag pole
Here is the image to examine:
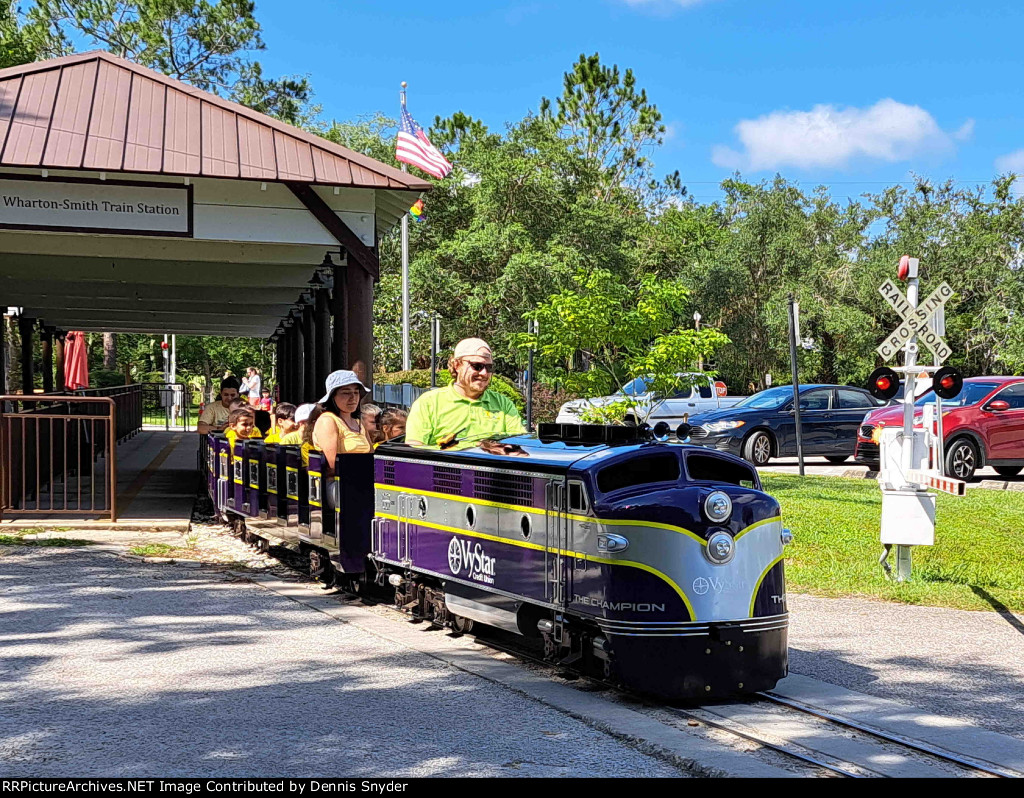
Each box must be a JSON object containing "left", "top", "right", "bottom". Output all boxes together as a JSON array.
[{"left": 400, "top": 81, "right": 411, "bottom": 372}]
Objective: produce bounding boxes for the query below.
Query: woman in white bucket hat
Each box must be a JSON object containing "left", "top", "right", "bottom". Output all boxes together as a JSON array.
[{"left": 312, "top": 370, "right": 373, "bottom": 472}]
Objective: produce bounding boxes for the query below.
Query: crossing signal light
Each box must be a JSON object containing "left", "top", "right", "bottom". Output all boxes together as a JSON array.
[
  {"left": 868, "top": 367, "right": 900, "bottom": 401},
  {"left": 932, "top": 366, "right": 962, "bottom": 400}
]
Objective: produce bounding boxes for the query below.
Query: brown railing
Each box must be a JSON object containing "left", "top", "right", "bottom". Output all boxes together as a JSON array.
[
  {"left": 74, "top": 384, "right": 143, "bottom": 441},
  {"left": 0, "top": 395, "right": 118, "bottom": 521}
]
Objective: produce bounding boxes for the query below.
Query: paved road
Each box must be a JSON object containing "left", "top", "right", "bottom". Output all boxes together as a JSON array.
[
  {"left": 0, "top": 547, "right": 685, "bottom": 778},
  {"left": 788, "top": 594, "right": 1024, "bottom": 741}
]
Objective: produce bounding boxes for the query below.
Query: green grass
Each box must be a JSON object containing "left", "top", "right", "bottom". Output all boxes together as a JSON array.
[
  {"left": 0, "top": 529, "right": 93, "bottom": 547},
  {"left": 763, "top": 473, "right": 1024, "bottom": 613},
  {"left": 128, "top": 543, "right": 187, "bottom": 557}
]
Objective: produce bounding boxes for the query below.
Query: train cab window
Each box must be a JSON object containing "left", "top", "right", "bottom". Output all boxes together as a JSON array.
[
  {"left": 597, "top": 453, "right": 680, "bottom": 494},
  {"left": 685, "top": 453, "right": 758, "bottom": 489},
  {"left": 568, "top": 480, "right": 589, "bottom": 513}
]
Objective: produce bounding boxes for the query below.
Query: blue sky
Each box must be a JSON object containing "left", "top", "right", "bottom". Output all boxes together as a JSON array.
[{"left": 255, "top": 0, "right": 1023, "bottom": 204}]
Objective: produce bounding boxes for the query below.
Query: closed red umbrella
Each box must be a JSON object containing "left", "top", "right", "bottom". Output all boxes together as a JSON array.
[{"left": 64, "top": 331, "right": 89, "bottom": 391}]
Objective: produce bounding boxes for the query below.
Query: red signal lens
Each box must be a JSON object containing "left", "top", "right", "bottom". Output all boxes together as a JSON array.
[
  {"left": 940, "top": 376, "right": 954, "bottom": 389},
  {"left": 876, "top": 377, "right": 891, "bottom": 391}
]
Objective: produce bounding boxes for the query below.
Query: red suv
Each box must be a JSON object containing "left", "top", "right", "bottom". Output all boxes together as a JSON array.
[{"left": 854, "top": 376, "right": 1024, "bottom": 480}]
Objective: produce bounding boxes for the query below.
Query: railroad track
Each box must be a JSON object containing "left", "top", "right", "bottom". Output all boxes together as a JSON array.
[{"left": 241, "top": 534, "right": 1022, "bottom": 779}]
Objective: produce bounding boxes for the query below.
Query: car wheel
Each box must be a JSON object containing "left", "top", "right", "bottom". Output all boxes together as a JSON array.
[
  {"left": 825, "top": 455, "right": 848, "bottom": 464},
  {"left": 743, "top": 430, "right": 773, "bottom": 466},
  {"left": 945, "top": 438, "right": 978, "bottom": 481},
  {"left": 994, "top": 466, "right": 1023, "bottom": 477}
]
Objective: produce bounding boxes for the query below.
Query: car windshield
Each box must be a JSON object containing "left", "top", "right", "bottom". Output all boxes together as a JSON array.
[
  {"left": 618, "top": 377, "right": 652, "bottom": 396},
  {"left": 735, "top": 386, "right": 794, "bottom": 410},
  {"left": 915, "top": 381, "right": 1000, "bottom": 408}
]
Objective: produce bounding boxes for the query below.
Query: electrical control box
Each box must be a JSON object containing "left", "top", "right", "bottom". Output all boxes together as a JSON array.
[{"left": 880, "top": 487, "right": 936, "bottom": 545}]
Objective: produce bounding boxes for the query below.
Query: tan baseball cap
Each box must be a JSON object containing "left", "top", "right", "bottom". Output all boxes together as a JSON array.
[{"left": 453, "top": 337, "right": 493, "bottom": 360}]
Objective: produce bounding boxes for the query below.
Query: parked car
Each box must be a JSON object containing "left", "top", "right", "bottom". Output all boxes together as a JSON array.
[
  {"left": 854, "top": 376, "right": 1024, "bottom": 480},
  {"left": 687, "top": 384, "right": 887, "bottom": 466},
  {"left": 556, "top": 373, "right": 744, "bottom": 425}
]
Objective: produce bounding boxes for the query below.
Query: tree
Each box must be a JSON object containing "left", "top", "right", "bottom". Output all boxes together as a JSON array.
[
  {"left": 0, "top": 1, "right": 43, "bottom": 68},
  {"left": 519, "top": 269, "right": 729, "bottom": 423},
  {"left": 21, "top": 0, "right": 316, "bottom": 123},
  {"left": 540, "top": 52, "right": 671, "bottom": 201}
]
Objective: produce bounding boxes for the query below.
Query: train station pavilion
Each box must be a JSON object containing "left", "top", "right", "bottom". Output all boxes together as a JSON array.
[
  {"left": 0, "top": 49, "right": 430, "bottom": 395},
  {"left": 0, "top": 50, "right": 430, "bottom": 526}
]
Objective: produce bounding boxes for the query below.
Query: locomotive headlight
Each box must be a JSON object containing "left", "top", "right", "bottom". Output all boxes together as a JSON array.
[
  {"left": 704, "top": 490, "right": 732, "bottom": 523},
  {"left": 704, "top": 530, "right": 736, "bottom": 565}
]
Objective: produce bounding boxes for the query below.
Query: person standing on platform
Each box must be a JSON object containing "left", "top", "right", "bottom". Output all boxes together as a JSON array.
[{"left": 405, "top": 338, "right": 524, "bottom": 447}]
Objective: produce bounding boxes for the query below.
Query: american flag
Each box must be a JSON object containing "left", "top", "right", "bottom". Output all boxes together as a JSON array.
[{"left": 397, "top": 105, "right": 452, "bottom": 180}]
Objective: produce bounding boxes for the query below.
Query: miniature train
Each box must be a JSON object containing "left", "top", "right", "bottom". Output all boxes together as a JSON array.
[{"left": 201, "top": 423, "right": 792, "bottom": 699}]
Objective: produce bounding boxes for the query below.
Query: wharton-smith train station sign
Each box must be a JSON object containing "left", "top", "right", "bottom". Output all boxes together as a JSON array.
[{"left": 0, "top": 176, "right": 192, "bottom": 236}]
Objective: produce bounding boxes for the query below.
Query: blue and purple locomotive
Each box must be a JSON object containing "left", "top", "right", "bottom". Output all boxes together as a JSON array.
[{"left": 202, "top": 422, "right": 792, "bottom": 700}]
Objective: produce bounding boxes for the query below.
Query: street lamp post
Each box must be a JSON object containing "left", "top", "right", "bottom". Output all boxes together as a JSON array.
[{"left": 694, "top": 311, "right": 703, "bottom": 371}]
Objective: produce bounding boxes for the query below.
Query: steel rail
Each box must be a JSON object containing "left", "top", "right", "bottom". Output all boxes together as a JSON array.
[
  {"left": 759, "top": 691, "right": 1021, "bottom": 779},
  {"left": 663, "top": 706, "right": 868, "bottom": 778}
]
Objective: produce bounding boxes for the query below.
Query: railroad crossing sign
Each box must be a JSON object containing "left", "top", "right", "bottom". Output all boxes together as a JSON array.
[{"left": 877, "top": 279, "right": 954, "bottom": 362}]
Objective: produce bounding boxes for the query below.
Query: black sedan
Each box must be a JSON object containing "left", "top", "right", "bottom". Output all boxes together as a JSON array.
[{"left": 686, "top": 384, "right": 888, "bottom": 466}]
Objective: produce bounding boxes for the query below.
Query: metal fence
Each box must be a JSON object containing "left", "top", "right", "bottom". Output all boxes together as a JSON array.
[
  {"left": 0, "top": 394, "right": 119, "bottom": 521},
  {"left": 139, "top": 383, "right": 191, "bottom": 431},
  {"left": 74, "top": 384, "right": 143, "bottom": 442},
  {"left": 371, "top": 383, "right": 426, "bottom": 409}
]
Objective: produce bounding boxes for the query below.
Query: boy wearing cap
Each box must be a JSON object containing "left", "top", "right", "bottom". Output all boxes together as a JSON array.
[
  {"left": 279, "top": 403, "right": 315, "bottom": 445},
  {"left": 406, "top": 338, "right": 524, "bottom": 448}
]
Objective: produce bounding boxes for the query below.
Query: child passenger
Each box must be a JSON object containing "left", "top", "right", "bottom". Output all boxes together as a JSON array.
[
  {"left": 224, "top": 407, "right": 258, "bottom": 453},
  {"left": 263, "top": 402, "right": 296, "bottom": 444},
  {"left": 379, "top": 408, "right": 408, "bottom": 444}
]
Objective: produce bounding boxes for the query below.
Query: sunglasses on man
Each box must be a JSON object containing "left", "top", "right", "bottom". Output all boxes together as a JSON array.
[{"left": 465, "top": 360, "right": 494, "bottom": 373}]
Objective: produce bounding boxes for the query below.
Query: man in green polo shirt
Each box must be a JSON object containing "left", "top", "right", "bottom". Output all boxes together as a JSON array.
[{"left": 406, "top": 337, "right": 525, "bottom": 448}]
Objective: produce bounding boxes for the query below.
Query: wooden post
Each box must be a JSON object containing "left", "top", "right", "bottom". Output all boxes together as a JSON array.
[
  {"left": 0, "top": 312, "right": 6, "bottom": 396},
  {"left": 40, "top": 326, "right": 53, "bottom": 393},
  {"left": 274, "top": 336, "right": 283, "bottom": 402},
  {"left": 294, "top": 312, "right": 306, "bottom": 404},
  {"left": 302, "top": 302, "right": 316, "bottom": 403},
  {"left": 18, "top": 316, "right": 35, "bottom": 395},
  {"left": 284, "top": 323, "right": 295, "bottom": 403},
  {"left": 315, "top": 286, "right": 331, "bottom": 391},
  {"left": 55, "top": 330, "right": 66, "bottom": 392},
  {"left": 330, "top": 258, "right": 348, "bottom": 371},
  {"left": 347, "top": 266, "right": 374, "bottom": 388}
]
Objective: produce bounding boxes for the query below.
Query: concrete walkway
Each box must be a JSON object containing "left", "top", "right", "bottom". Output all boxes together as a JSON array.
[
  {"left": 0, "top": 547, "right": 694, "bottom": 778},
  {"left": 0, "top": 431, "right": 198, "bottom": 532}
]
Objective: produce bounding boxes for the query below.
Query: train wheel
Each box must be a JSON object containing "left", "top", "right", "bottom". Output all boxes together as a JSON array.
[{"left": 450, "top": 615, "right": 474, "bottom": 635}]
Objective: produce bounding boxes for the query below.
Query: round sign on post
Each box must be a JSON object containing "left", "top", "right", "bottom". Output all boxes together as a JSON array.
[{"left": 714, "top": 381, "right": 727, "bottom": 398}]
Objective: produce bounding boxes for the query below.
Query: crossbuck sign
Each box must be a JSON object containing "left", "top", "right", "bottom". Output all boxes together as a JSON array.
[{"left": 877, "top": 279, "right": 954, "bottom": 363}]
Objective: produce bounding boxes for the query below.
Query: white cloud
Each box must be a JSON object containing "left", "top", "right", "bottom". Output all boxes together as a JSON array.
[
  {"left": 953, "top": 119, "right": 975, "bottom": 142},
  {"left": 995, "top": 149, "right": 1024, "bottom": 174},
  {"left": 712, "top": 99, "right": 965, "bottom": 171}
]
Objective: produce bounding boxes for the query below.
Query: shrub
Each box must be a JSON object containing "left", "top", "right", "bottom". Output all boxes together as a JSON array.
[
  {"left": 530, "top": 384, "right": 582, "bottom": 424},
  {"left": 377, "top": 369, "right": 525, "bottom": 412},
  {"left": 91, "top": 368, "right": 127, "bottom": 389}
]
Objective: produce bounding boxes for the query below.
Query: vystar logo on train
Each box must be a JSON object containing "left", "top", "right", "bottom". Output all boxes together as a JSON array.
[{"left": 447, "top": 537, "right": 496, "bottom": 584}]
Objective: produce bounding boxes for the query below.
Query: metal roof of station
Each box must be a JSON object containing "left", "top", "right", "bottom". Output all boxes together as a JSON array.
[
  {"left": 0, "top": 50, "right": 430, "bottom": 231},
  {"left": 0, "top": 51, "right": 430, "bottom": 340}
]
